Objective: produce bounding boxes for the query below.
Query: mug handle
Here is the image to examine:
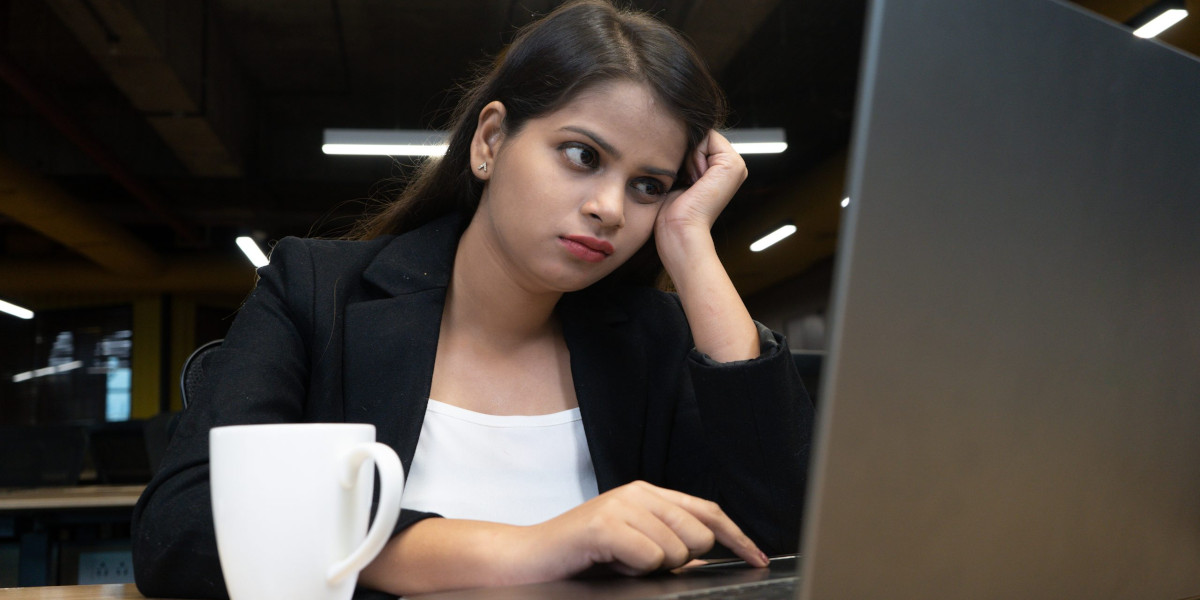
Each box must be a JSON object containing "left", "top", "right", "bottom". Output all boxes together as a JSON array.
[{"left": 326, "top": 442, "right": 404, "bottom": 585}]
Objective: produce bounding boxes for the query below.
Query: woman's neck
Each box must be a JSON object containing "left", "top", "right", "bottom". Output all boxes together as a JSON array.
[{"left": 443, "top": 220, "right": 563, "bottom": 347}]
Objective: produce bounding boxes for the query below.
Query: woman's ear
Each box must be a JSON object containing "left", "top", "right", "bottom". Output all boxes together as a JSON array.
[{"left": 470, "top": 101, "right": 506, "bottom": 181}]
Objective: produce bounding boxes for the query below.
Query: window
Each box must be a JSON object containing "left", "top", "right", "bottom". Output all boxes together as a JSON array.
[{"left": 0, "top": 306, "right": 133, "bottom": 425}]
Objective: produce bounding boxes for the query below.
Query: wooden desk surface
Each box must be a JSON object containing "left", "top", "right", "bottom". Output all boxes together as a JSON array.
[
  {"left": 0, "top": 485, "right": 145, "bottom": 512},
  {"left": 0, "top": 584, "right": 170, "bottom": 599}
]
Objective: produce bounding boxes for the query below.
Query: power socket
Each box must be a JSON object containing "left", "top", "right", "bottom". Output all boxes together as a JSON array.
[{"left": 76, "top": 550, "right": 135, "bottom": 585}]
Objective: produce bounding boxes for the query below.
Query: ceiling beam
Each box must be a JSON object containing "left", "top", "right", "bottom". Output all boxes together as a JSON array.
[
  {"left": 0, "top": 155, "right": 165, "bottom": 278},
  {"left": 0, "top": 255, "right": 255, "bottom": 296},
  {"left": 681, "top": 0, "right": 784, "bottom": 75},
  {"left": 0, "top": 52, "right": 200, "bottom": 244},
  {"left": 43, "top": 0, "right": 247, "bottom": 177}
]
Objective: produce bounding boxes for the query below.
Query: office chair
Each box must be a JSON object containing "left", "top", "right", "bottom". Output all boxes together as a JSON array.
[
  {"left": 180, "top": 338, "right": 223, "bottom": 410},
  {"left": 138, "top": 338, "right": 223, "bottom": 473}
]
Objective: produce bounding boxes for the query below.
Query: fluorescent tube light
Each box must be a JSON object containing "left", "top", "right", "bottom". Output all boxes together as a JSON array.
[
  {"left": 322, "top": 127, "right": 788, "bottom": 156},
  {"left": 11, "top": 360, "right": 83, "bottom": 383},
  {"left": 722, "top": 128, "right": 788, "bottom": 155},
  {"left": 323, "top": 129, "right": 449, "bottom": 156},
  {"left": 55, "top": 360, "right": 83, "bottom": 373},
  {"left": 0, "top": 298, "right": 33, "bottom": 319},
  {"left": 1133, "top": 8, "right": 1188, "bottom": 38},
  {"left": 237, "top": 236, "right": 270, "bottom": 268},
  {"left": 731, "top": 141, "right": 788, "bottom": 154},
  {"left": 750, "top": 223, "right": 797, "bottom": 252}
]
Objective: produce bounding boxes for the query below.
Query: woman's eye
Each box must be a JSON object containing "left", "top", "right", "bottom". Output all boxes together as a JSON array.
[
  {"left": 632, "top": 179, "right": 665, "bottom": 198},
  {"left": 562, "top": 143, "right": 598, "bottom": 169}
]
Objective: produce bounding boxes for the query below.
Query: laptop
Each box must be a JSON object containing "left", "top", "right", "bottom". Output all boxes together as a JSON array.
[{"left": 411, "top": 0, "right": 1200, "bottom": 598}]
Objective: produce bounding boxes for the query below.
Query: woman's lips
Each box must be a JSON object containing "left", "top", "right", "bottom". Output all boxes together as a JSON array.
[{"left": 560, "top": 235, "right": 614, "bottom": 263}]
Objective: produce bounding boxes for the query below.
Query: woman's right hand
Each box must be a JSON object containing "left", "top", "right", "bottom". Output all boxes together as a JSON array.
[
  {"left": 517, "top": 480, "right": 769, "bottom": 579},
  {"left": 360, "top": 481, "right": 768, "bottom": 596}
]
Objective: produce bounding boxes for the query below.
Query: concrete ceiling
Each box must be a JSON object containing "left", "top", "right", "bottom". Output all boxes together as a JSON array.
[{"left": 1, "top": 0, "right": 1196, "bottom": 304}]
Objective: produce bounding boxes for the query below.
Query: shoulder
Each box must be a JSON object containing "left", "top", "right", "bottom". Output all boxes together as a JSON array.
[
  {"left": 244, "top": 237, "right": 399, "bottom": 323},
  {"left": 266, "top": 235, "right": 397, "bottom": 276},
  {"left": 260, "top": 214, "right": 462, "bottom": 298}
]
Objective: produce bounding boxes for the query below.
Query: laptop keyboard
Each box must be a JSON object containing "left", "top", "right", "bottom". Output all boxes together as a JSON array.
[{"left": 655, "top": 576, "right": 798, "bottom": 599}]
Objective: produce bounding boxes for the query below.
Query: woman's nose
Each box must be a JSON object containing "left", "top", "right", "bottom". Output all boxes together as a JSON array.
[{"left": 583, "top": 180, "right": 625, "bottom": 228}]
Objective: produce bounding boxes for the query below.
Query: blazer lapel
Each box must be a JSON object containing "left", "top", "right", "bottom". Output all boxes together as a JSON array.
[
  {"left": 560, "top": 294, "right": 646, "bottom": 492},
  {"left": 339, "top": 214, "right": 649, "bottom": 490},
  {"left": 342, "top": 215, "right": 461, "bottom": 475},
  {"left": 344, "top": 292, "right": 444, "bottom": 476}
]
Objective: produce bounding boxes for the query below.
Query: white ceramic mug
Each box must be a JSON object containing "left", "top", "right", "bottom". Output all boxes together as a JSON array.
[{"left": 210, "top": 423, "right": 403, "bottom": 600}]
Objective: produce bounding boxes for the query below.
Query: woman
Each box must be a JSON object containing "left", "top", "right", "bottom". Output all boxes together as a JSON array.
[{"left": 132, "top": 1, "right": 813, "bottom": 597}]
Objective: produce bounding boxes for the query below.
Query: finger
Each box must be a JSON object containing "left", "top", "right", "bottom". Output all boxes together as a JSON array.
[
  {"left": 620, "top": 505, "right": 694, "bottom": 569},
  {"left": 668, "top": 558, "right": 711, "bottom": 575},
  {"left": 690, "top": 133, "right": 712, "bottom": 183},
  {"left": 641, "top": 485, "right": 768, "bottom": 568},
  {"left": 643, "top": 500, "right": 716, "bottom": 560},
  {"left": 702, "top": 131, "right": 746, "bottom": 177},
  {"left": 622, "top": 482, "right": 716, "bottom": 557},
  {"left": 705, "top": 129, "right": 737, "bottom": 154},
  {"left": 600, "top": 522, "right": 676, "bottom": 575}
]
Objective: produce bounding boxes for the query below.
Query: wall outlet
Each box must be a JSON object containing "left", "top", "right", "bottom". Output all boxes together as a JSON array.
[{"left": 76, "top": 550, "right": 135, "bottom": 585}]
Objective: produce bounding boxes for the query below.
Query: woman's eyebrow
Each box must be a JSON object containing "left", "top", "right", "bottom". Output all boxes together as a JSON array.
[{"left": 560, "top": 125, "right": 677, "bottom": 180}]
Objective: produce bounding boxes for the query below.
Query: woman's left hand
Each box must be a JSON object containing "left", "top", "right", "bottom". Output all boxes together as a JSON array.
[
  {"left": 652, "top": 129, "right": 759, "bottom": 363},
  {"left": 655, "top": 129, "right": 747, "bottom": 245}
]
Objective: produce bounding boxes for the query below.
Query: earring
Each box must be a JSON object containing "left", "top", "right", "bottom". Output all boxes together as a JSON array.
[{"left": 477, "top": 162, "right": 488, "bottom": 173}]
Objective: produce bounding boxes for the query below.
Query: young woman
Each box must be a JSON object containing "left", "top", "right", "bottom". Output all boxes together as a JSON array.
[{"left": 132, "top": 1, "right": 813, "bottom": 598}]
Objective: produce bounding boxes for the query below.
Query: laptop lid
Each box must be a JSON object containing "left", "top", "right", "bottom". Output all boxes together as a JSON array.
[{"left": 799, "top": 1, "right": 1200, "bottom": 599}]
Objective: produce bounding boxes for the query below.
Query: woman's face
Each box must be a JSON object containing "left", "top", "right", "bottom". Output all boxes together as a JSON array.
[{"left": 470, "top": 79, "right": 688, "bottom": 294}]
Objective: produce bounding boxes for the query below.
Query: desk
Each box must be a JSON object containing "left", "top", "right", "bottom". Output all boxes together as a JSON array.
[
  {"left": 0, "top": 486, "right": 144, "bottom": 587},
  {"left": 0, "top": 487, "right": 145, "bottom": 513},
  {"left": 0, "top": 584, "right": 167, "bottom": 599}
]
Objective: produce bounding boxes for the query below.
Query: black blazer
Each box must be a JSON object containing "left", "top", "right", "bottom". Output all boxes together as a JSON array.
[{"left": 131, "top": 214, "right": 814, "bottom": 599}]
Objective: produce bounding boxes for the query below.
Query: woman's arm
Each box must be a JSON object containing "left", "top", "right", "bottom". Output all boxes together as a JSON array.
[
  {"left": 358, "top": 481, "right": 767, "bottom": 597},
  {"left": 654, "top": 130, "right": 758, "bottom": 363},
  {"left": 650, "top": 133, "right": 815, "bottom": 554},
  {"left": 131, "top": 239, "right": 317, "bottom": 599}
]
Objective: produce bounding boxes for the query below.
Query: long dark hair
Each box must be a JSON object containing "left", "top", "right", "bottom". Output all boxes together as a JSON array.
[{"left": 348, "top": 0, "right": 727, "bottom": 285}]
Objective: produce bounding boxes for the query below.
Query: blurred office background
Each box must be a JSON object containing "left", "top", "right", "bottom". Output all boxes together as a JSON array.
[{"left": 0, "top": 0, "right": 1195, "bottom": 587}]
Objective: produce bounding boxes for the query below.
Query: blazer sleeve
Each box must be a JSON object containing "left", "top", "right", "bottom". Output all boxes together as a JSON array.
[
  {"left": 130, "top": 238, "right": 438, "bottom": 600},
  {"left": 668, "top": 316, "right": 815, "bottom": 557},
  {"left": 130, "top": 237, "right": 315, "bottom": 599}
]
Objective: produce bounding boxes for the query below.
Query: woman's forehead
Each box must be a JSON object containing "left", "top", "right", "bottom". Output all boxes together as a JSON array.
[{"left": 538, "top": 81, "right": 689, "bottom": 160}]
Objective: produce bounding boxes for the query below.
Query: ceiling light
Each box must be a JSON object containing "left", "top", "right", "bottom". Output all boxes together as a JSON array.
[
  {"left": 0, "top": 298, "right": 33, "bottom": 320},
  {"left": 722, "top": 128, "right": 788, "bottom": 154},
  {"left": 750, "top": 223, "right": 797, "bottom": 252},
  {"left": 236, "top": 236, "right": 270, "bottom": 268},
  {"left": 321, "top": 127, "right": 788, "bottom": 156},
  {"left": 323, "top": 129, "right": 449, "bottom": 156},
  {"left": 1133, "top": 9, "right": 1187, "bottom": 37},
  {"left": 11, "top": 360, "right": 83, "bottom": 383},
  {"left": 1127, "top": 0, "right": 1188, "bottom": 38}
]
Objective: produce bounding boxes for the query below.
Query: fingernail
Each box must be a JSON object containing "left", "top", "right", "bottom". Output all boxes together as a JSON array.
[{"left": 758, "top": 550, "right": 769, "bottom": 565}]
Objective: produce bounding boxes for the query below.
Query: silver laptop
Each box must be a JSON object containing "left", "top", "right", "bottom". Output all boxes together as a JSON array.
[
  {"left": 412, "top": 0, "right": 1200, "bottom": 598},
  {"left": 800, "top": 0, "right": 1200, "bottom": 598}
]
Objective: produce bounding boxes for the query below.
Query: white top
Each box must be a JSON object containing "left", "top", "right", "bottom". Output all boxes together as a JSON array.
[{"left": 399, "top": 399, "right": 600, "bottom": 526}]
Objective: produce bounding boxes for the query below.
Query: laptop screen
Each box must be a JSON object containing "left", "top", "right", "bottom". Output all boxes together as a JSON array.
[{"left": 799, "top": 0, "right": 1200, "bottom": 598}]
